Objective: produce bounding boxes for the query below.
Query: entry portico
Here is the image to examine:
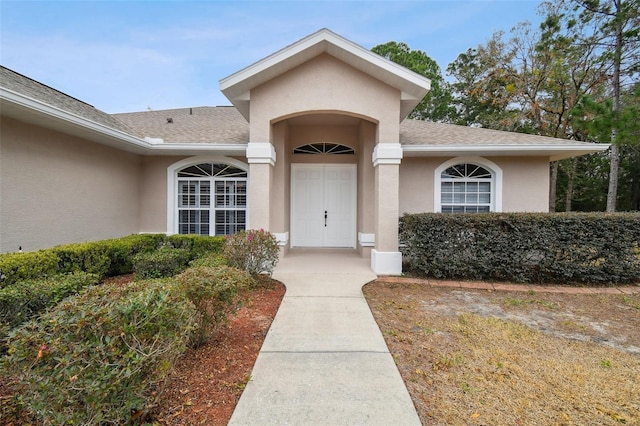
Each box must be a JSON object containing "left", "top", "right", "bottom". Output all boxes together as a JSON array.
[{"left": 220, "top": 28, "right": 432, "bottom": 275}]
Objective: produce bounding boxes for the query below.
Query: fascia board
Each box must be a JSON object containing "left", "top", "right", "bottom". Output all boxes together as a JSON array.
[
  {"left": 1, "top": 88, "right": 152, "bottom": 153},
  {"left": 402, "top": 143, "right": 610, "bottom": 161},
  {"left": 219, "top": 29, "right": 431, "bottom": 120}
]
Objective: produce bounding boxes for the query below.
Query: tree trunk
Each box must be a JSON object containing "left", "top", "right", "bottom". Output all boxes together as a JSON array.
[
  {"left": 549, "top": 161, "right": 559, "bottom": 212},
  {"left": 607, "top": 142, "right": 620, "bottom": 212},
  {"left": 565, "top": 158, "right": 576, "bottom": 212}
]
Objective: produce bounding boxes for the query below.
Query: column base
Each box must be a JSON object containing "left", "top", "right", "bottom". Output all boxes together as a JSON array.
[{"left": 371, "top": 249, "right": 402, "bottom": 276}]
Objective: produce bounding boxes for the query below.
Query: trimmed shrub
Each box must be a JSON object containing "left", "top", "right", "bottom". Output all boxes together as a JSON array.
[
  {"left": 0, "top": 272, "right": 100, "bottom": 339},
  {"left": 189, "top": 252, "right": 228, "bottom": 268},
  {"left": 400, "top": 212, "right": 640, "bottom": 285},
  {"left": 176, "top": 265, "right": 255, "bottom": 346},
  {"left": 223, "top": 229, "right": 280, "bottom": 277},
  {"left": 132, "top": 247, "right": 191, "bottom": 279},
  {"left": 0, "top": 251, "right": 59, "bottom": 288},
  {"left": 165, "top": 234, "right": 226, "bottom": 260},
  {"left": 2, "top": 279, "right": 198, "bottom": 425}
]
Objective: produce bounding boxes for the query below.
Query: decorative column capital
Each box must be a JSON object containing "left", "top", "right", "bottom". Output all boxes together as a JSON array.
[
  {"left": 372, "top": 143, "right": 403, "bottom": 167},
  {"left": 246, "top": 142, "right": 276, "bottom": 166}
]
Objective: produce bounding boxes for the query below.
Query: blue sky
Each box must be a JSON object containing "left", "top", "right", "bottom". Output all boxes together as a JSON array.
[{"left": 1, "top": 0, "right": 543, "bottom": 113}]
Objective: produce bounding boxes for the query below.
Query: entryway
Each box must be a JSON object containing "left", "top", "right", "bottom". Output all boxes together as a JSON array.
[{"left": 290, "top": 164, "right": 356, "bottom": 248}]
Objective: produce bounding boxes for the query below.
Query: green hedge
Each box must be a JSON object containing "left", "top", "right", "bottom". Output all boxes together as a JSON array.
[
  {"left": 0, "top": 272, "right": 100, "bottom": 343},
  {"left": 132, "top": 247, "right": 191, "bottom": 280},
  {"left": 0, "top": 234, "right": 225, "bottom": 287},
  {"left": 3, "top": 279, "right": 199, "bottom": 425},
  {"left": 400, "top": 213, "right": 640, "bottom": 285}
]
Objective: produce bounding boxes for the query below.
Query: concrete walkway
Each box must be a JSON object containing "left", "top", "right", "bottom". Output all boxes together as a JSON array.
[{"left": 228, "top": 249, "right": 421, "bottom": 425}]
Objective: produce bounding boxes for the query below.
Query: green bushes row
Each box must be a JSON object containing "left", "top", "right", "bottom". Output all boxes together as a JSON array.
[
  {"left": 400, "top": 213, "right": 640, "bottom": 285},
  {"left": 3, "top": 279, "right": 199, "bottom": 425},
  {"left": 1, "top": 229, "right": 279, "bottom": 425},
  {"left": 0, "top": 234, "right": 225, "bottom": 287},
  {"left": 0, "top": 272, "right": 100, "bottom": 345}
]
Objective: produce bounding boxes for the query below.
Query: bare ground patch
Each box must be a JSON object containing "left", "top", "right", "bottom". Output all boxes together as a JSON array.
[{"left": 364, "top": 281, "right": 640, "bottom": 425}]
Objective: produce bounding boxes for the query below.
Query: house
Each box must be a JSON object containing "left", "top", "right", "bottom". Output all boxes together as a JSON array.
[{"left": 0, "top": 29, "right": 608, "bottom": 274}]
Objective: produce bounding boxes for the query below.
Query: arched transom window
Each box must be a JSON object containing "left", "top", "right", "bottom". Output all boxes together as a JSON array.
[
  {"left": 293, "top": 143, "right": 355, "bottom": 155},
  {"left": 177, "top": 163, "right": 247, "bottom": 235},
  {"left": 440, "top": 163, "right": 493, "bottom": 213}
]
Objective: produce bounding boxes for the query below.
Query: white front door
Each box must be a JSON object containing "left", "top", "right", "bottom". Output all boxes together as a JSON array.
[{"left": 291, "top": 164, "right": 356, "bottom": 247}]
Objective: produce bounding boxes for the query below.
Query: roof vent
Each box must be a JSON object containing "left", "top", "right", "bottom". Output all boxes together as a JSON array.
[{"left": 167, "top": 118, "right": 173, "bottom": 124}]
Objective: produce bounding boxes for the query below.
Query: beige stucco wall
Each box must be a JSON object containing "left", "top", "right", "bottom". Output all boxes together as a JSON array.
[
  {"left": 250, "top": 54, "right": 400, "bottom": 144},
  {"left": 399, "top": 156, "right": 550, "bottom": 214},
  {"left": 0, "top": 117, "right": 141, "bottom": 253},
  {"left": 138, "top": 156, "right": 184, "bottom": 233}
]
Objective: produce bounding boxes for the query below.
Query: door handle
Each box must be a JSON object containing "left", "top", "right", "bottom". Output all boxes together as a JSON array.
[{"left": 324, "top": 210, "right": 327, "bottom": 227}]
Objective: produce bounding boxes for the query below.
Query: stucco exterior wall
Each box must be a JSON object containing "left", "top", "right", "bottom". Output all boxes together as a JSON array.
[
  {"left": 399, "top": 156, "right": 550, "bottom": 214},
  {"left": 138, "top": 156, "right": 184, "bottom": 233},
  {"left": 0, "top": 117, "right": 141, "bottom": 253},
  {"left": 250, "top": 54, "right": 400, "bottom": 144}
]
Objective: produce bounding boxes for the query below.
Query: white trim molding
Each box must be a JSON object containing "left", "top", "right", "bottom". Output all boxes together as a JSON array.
[
  {"left": 246, "top": 142, "right": 276, "bottom": 166},
  {"left": 272, "top": 232, "right": 289, "bottom": 246},
  {"left": 166, "top": 156, "right": 250, "bottom": 235},
  {"left": 358, "top": 232, "right": 375, "bottom": 247},
  {"left": 434, "top": 156, "right": 503, "bottom": 213},
  {"left": 371, "top": 249, "right": 402, "bottom": 275},
  {"left": 372, "top": 143, "right": 403, "bottom": 167}
]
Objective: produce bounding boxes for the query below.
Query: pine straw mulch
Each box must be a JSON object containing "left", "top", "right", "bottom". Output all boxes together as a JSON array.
[{"left": 363, "top": 281, "right": 640, "bottom": 426}]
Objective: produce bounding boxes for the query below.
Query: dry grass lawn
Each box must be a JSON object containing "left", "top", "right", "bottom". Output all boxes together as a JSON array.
[{"left": 364, "top": 282, "right": 640, "bottom": 425}]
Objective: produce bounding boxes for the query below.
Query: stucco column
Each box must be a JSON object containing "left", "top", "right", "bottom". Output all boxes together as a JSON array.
[
  {"left": 371, "top": 143, "right": 403, "bottom": 275},
  {"left": 246, "top": 143, "right": 276, "bottom": 231}
]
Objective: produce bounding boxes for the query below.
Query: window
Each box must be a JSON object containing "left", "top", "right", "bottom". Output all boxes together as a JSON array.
[
  {"left": 434, "top": 157, "right": 502, "bottom": 213},
  {"left": 176, "top": 162, "right": 247, "bottom": 235},
  {"left": 293, "top": 143, "right": 355, "bottom": 155}
]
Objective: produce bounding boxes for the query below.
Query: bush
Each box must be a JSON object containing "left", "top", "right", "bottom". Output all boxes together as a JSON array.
[
  {"left": 400, "top": 212, "right": 640, "bottom": 285},
  {"left": 0, "top": 272, "right": 100, "bottom": 343},
  {"left": 2, "top": 279, "right": 198, "bottom": 425},
  {"left": 223, "top": 229, "right": 280, "bottom": 277},
  {"left": 176, "top": 265, "right": 255, "bottom": 346},
  {"left": 189, "top": 252, "right": 228, "bottom": 268},
  {"left": 165, "top": 235, "right": 226, "bottom": 260},
  {"left": 132, "top": 247, "right": 191, "bottom": 279},
  {"left": 0, "top": 234, "right": 223, "bottom": 285},
  {"left": 0, "top": 251, "right": 59, "bottom": 288}
]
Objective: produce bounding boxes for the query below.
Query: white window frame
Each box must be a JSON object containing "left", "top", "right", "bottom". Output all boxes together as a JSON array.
[
  {"left": 434, "top": 156, "right": 503, "bottom": 213},
  {"left": 167, "top": 156, "right": 249, "bottom": 235}
]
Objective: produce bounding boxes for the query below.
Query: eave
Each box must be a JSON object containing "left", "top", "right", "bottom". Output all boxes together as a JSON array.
[
  {"left": 0, "top": 88, "right": 247, "bottom": 156},
  {"left": 402, "top": 143, "right": 610, "bottom": 161},
  {"left": 219, "top": 28, "right": 431, "bottom": 122}
]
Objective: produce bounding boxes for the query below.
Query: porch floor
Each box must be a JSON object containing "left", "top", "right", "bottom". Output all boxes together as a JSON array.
[{"left": 228, "top": 249, "right": 421, "bottom": 425}]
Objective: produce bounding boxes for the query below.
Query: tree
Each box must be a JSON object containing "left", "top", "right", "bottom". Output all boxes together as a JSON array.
[
  {"left": 549, "top": 0, "right": 640, "bottom": 211},
  {"left": 371, "top": 41, "right": 455, "bottom": 122}
]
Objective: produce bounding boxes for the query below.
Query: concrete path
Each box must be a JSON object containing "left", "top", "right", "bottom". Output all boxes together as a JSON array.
[{"left": 228, "top": 249, "right": 421, "bottom": 425}]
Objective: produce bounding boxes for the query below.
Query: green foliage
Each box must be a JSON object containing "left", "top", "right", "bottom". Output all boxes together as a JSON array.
[
  {"left": 0, "top": 234, "right": 223, "bottom": 287},
  {"left": 0, "top": 272, "right": 100, "bottom": 345},
  {"left": 132, "top": 247, "right": 191, "bottom": 280},
  {"left": 2, "top": 279, "right": 198, "bottom": 425},
  {"left": 372, "top": 41, "right": 455, "bottom": 122},
  {"left": 223, "top": 229, "right": 280, "bottom": 277},
  {"left": 189, "top": 252, "right": 228, "bottom": 268},
  {"left": 164, "top": 234, "right": 226, "bottom": 260},
  {"left": 0, "top": 251, "right": 59, "bottom": 288},
  {"left": 400, "top": 213, "right": 640, "bottom": 285},
  {"left": 176, "top": 265, "right": 255, "bottom": 346}
]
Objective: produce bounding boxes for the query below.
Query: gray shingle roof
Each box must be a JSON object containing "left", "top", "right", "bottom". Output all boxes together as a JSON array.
[
  {"left": 114, "top": 105, "right": 590, "bottom": 147},
  {"left": 399, "top": 119, "right": 594, "bottom": 146},
  {"left": 113, "top": 107, "right": 249, "bottom": 144},
  {"left": 0, "top": 66, "right": 136, "bottom": 135}
]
